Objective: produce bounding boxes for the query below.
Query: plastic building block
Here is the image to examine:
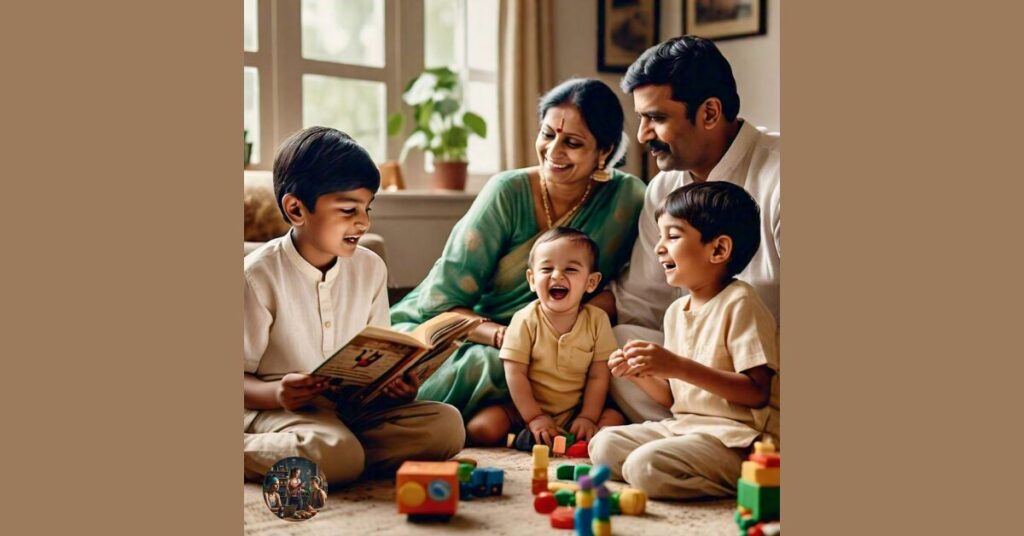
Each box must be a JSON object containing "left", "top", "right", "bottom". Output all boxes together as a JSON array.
[
  {"left": 737, "top": 479, "right": 780, "bottom": 521},
  {"left": 618, "top": 488, "right": 646, "bottom": 515},
  {"left": 507, "top": 433, "right": 516, "bottom": 448},
  {"left": 590, "top": 465, "right": 610, "bottom": 487},
  {"left": 515, "top": 428, "right": 535, "bottom": 451},
  {"left": 554, "top": 488, "right": 575, "bottom": 506},
  {"left": 735, "top": 510, "right": 757, "bottom": 530},
  {"left": 574, "top": 505, "right": 594, "bottom": 536},
  {"left": 483, "top": 467, "right": 504, "bottom": 496},
  {"left": 753, "top": 440, "right": 776, "bottom": 455},
  {"left": 578, "top": 475, "right": 593, "bottom": 490},
  {"left": 593, "top": 519, "right": 612, "bottom": 536},
  {"left": 610, "top": 491, "right": 620, "bottom": 515},
  {"left": 750, "top": 453, "right": 781, "bottom": 468},
  {"left": 742, "top": 461, "right": 780, "bottom": 487},
  {"left": 574, "top": 464, "right": 592, "bottom": 481},
  {"left": 533, "top": 444, "right": 551, "bottom": 467},
  {"left": 533, "top": 467, "right": 549, "bottom": 481},
  {"left": 470, "top": 468, "right": 489, "bottom": 497},
  {"left": 556, "top": 464, "right": 576, "bottom": 480},
  {"left": 748, "top": 525, "right": 764, "bottom": 536},
  {"left": 550, "top": 506, "right": 575, "bottom": 529},
  {"left": 457, "top": 463, "right": 474, "bottom": 483},
  {"left": 566, "top": 434, "right": 576, "bottom": 445},
  {"left": 594, "top": 495, "right": 611, "bottom": 520},
  {"left": 453, "top": 457, "right": 477, "bottom": 467},
  {"left": 532, "top": 478, "right": 549, "bottom": 495},
  {"left": 459, "top": 482, "right": 473, "bottom": 501},
  {"left": 396, "top": 461, "right": 459, "bottom": 519},
  {"left": 548, "top": 481, "right": 580, "bottom": 492},
  {"left": 535, "top": 491, "right": 558, "bottom": 513},
  {"left": 576, "top": 489, "right": 595, "bottom": 508},
  {"left": 566, "top": 441, "right": 590, "bottom": 458},
  {"left": 553, "top": 435, "right": 567, "bottom": 455}
]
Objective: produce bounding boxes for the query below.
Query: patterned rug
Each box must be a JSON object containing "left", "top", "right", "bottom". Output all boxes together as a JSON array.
[{"left": 244, "top": 448, "right": 736, "bottom": 535}]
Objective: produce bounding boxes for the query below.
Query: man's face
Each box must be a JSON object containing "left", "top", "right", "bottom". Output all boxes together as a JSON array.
[{"left": 633, "top": 84, "right": 704, "bottom": 172}]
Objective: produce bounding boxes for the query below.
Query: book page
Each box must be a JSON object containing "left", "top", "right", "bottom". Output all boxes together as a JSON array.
[{"left": 311, "top": 336, "right": 419, "bottom": 386}]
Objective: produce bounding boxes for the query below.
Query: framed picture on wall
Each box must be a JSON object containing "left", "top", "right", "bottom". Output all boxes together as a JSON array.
[
  {"left": 598, "top": 0, "right": 661, "bottom": 73},
  {"left": 684, "top": 0, "right": 767, "bottom": 41}
]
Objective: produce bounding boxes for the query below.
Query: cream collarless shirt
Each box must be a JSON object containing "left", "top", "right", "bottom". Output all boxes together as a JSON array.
[
  {"left": 243, "top": 231, "right": 390, "bottom": 381},
  {"left": 612, "top": 120, "right": 781, "bottom": 327}
]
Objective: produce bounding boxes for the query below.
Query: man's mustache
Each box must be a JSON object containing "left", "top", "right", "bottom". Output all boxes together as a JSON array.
[{"left": 647, "top": 140, "right": 670, "bottom": 153}]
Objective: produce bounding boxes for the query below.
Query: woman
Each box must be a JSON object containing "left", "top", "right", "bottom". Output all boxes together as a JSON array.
[{"left": 391, "top": 78, "right": 646, "bottom": 422}]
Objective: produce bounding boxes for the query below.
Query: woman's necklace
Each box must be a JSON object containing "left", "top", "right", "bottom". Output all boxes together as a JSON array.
[{"left": 540, "top": 176, "right": 593, "bottom": 229}]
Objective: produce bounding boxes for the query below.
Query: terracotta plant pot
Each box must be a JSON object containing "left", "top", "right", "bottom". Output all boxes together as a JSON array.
[{"left": 432, "top": 161, "right": 468, "bottom": 191}]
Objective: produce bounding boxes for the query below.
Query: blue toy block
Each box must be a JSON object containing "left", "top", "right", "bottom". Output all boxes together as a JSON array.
[
  {"left": 470, "top": 468, "right": 489, "bottom": 497},
  {"left": 459, "top": 482, "right": 473, "bottom": 501},
  {"left": 484, "top": 467, "right": 504, "bottom": 496},
  {"left": 590, "top": 465, "right": 610, "bottom": 487},
  {"left": 594, "top": 495, "right": 611, "bottom": 520},
  {"left": 574, "top": 506, "right": 594, "bottom": 536}
]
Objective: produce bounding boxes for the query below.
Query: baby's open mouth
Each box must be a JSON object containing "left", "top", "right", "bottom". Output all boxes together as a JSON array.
[
  {"left": 343, "top": 235, "right": 361, "bottom": 245},
  {"left": 548, "top": 286, "right": 569, "bottom": 300}
]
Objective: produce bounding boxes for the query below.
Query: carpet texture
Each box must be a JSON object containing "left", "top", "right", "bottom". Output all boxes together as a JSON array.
[{"left": 244, "top": 448, "right": 736, "bottom": 535}]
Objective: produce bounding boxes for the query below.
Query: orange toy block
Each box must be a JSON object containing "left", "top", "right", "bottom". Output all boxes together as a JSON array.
[
  {"left": 532, "top": 466, "right": 548, "bottom": 480},
  {"left": 750, "top": 453, "right": 781, "bottom": 468},
  {"left": 553, "top": 435, "right": 567, "bottom": 455},
  {"left": 507, "top": 433, "right": 516, "bottom": 448},
  {"left": 396, "top": 461, "right": 459, "bottom": 519},
  {"left": 742, "top": 461, "right": 780, "bottom": 486}
]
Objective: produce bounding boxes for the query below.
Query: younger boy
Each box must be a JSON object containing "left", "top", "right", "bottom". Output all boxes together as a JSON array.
[
  {"left": 244, "top": 127, "right": 464, "bottom": 484},
  {"left": 466, "top": 227, "right": 624, "bottom": 446},
  {"left": 589, "top": 181, "right": 780, "bottom": 499}
]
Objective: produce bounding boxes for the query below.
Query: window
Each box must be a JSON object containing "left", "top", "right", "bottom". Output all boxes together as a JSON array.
[{"left": 243, "top": 0, "right": 500, "bottom": 188}]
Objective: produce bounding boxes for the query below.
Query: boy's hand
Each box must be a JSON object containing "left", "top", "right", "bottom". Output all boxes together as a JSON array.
[
  {"left": 527, "top": 414, "right": 559, "bottom": 447},
  {"left": 607, "top": 349, "right": 631, "bottom": 377},
  {"left": 276, "top": 373, "right": 327, "bottom": 410},
  {"left": 568, "top": 416, "right": 598, "bottom": 442},
  {"left": 623, "top": 340, "right": 682, "bottom": 379},
  {"left": 381, "top": 373, "right": 420, "bottom": 401}
]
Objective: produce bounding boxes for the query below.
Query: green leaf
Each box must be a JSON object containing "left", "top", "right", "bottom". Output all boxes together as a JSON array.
[
  {"left": 442, "top": 126, "right": 468, "bottom": 151},
  {"left": 425, "top": 67, "right": 458, "bottom": 89},
  {"left": 387, "top": 113, "right": 404, "bottom": 137},
  {"left": 416, "top": 101, "right": 435, "bottom": 130},
  {"left": 462, "top": 111, "right": 487, "bottom": 138},
  {"left": 403, "top": 73, "right": 438, "bottom": 105},
  {"left": 436, "top": 98, "right": 459, "bottom": 117}
]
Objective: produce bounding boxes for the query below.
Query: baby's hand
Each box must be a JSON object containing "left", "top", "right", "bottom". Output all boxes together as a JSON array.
[
  {"left": 568, "top": 416, "right": 598, "bottom": 442},
  {"left": 527, "top": 414, "right": 559, "bottom": 447},
  {"left": 607, "top": 349, "right": 631, "bottom": 377},
  {"left": 382, "top": 373, "right": 420, "bottom": 401},
  {"left": 276, "top": 373, "right": 327, "bottom": 410},
  {"left": 623, "top": 340, "right": 680, "bottom": 379}
]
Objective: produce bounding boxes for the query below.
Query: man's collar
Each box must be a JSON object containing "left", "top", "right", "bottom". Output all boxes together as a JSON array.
[{"left": 706, "top": 120, "right": 757, "bottom": 182}]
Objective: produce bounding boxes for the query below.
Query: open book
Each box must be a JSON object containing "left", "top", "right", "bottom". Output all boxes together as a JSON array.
[{"left": 310, "top": 312, "right": 482, "bottom": 413}]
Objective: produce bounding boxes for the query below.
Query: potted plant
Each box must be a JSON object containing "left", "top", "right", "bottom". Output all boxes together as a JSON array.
[{"left": 387, "top": 67, "right": 487, "bottom": 190}]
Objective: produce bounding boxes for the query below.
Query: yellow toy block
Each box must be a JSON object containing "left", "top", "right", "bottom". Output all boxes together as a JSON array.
[
  {"left": 618, "top": 488, "right": 646, "bottom": 515},
  {"left": 548, "top": 481, "right": 579, "bottom": 492},
  {"left": 533, "top": 444, "right": 550, "bottom": 468},
  {"left": 576, "top": 490, "right": 595, "bottom": 508},
  {"left": 593, "top": 519, "right": 612, "bottom": 536},
  {"left": 506, "top": 433, "right": 516, "bottom": 448},
  {"left": 753, "top": 439, "right": 777, "bottom": 455},
  {"left": 741, "top": 461, "right": 780, "bottom": 486},
  {"left": 532, "top": 466, "right": 548, "bottom": 480}
]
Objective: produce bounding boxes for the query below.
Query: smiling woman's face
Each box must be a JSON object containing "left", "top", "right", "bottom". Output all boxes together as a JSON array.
[{"left": 535, "top": 104, "right": 609, "bottom": 185}]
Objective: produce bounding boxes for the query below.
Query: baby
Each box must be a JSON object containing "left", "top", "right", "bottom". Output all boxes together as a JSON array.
[{"left": 466, "top": 227, "right": 623, "bottom": 446}]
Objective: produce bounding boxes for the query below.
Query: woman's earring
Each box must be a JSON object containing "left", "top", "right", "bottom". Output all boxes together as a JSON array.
[{"left": 591, "top": 157, "right": 611, "bottom": 182}]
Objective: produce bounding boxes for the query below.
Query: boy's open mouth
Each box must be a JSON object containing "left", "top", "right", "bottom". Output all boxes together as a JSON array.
[
  {"left": 661, "top": 261, "right": 677, "bottom": 271},
  {"left": 548, "top": 286, "right": 569, "bottom": 300},
  {"left": 343, "top": 235, "right": 361, "bottom": 245}
]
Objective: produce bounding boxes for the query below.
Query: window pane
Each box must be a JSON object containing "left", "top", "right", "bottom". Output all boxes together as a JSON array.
[
  {"left": 424, "top": 0, "right": 461, "bottom": 68},
  {"left": 244, "top": 67, "right": 261, "bottom": 165},
  {"left": 301, "top": 0, "right": 384, "bottom": 67},
  {"left": 303, "top": 74, "right": 385, "bottom": 162},
  {"left": 243, "top": 0, "right": 258, "bottom": 52},
  {"left": 467, "top": 0, "right": 497, "bottom": 71},
  {"left": 467, "top": 81, "right": 499, "bottom": 174}
]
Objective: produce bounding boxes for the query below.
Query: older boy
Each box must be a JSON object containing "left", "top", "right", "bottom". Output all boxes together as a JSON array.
[{"left": 243, "top": 127, "right": 464, "bottom": 484}]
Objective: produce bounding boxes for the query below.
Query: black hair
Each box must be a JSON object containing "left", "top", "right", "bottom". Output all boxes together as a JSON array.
[
  {"left": 621, "top": 36, "right": 740, "bottom": 124},
  {"left": 528, "top": 226, "right": 600, "bottom": 273},
  {"left": 654, "top": 182, "right": 760, "bottom": 278},
  {"left": 538, "top": 78, "right": 626, "bottom": 166},
  {"left": 272, "top": 126, "right": 380, "bottom": 221}
]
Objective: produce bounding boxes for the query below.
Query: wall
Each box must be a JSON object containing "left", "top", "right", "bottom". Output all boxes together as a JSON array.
[{"left": 552, "top": 0, "right": 780, "bottom": 178}]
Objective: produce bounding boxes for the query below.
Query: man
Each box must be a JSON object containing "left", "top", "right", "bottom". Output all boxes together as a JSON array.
[{"left": 599, "top": 36, "right": 781, "bottom": 423}]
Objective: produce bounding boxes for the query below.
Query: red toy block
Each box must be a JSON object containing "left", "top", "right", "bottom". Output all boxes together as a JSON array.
[
  {"left": 750, "top": 453, "right": 780, "bottom": 467},
  {"left": 534, "top": 491, "right": 558, "bottom": 513},
  {"left": 532, "top": 478, "right": 548, "bottom": 495},
  {"left": 550, "top": 506, "right": 575, "bottom": 529},
  {"left": 565, "top": 440, "right": 589, "bottom": 458},
  {"left": 396, "top": 461, "right": 459, "bottom": 519}
]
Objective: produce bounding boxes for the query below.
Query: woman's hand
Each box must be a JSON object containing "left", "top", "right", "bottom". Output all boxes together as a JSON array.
[{"left": 469, "top": 321, "right": 506, "bottom": 348}]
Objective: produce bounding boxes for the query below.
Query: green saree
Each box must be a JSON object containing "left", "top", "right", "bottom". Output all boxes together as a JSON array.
[{"left": 390, "top": 167, "right": 646, "bottom": 418}]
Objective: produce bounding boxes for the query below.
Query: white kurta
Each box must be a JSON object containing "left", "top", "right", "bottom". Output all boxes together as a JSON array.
[{"left": 612, "top": 120, "right": 781, "bottom": 327}]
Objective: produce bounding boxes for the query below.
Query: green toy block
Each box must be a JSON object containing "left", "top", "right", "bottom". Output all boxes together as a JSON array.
[
  {"left": 574, "top": 464, "right": 592, "bottom": 481},
  {"left": 554, "top": 488, "right": 574, "bottom": 506},
  {"left": 556, "top": 464, "right": 576, "bottom": 480},
  {"left": 737, "top": 479, "right": 780, "bottom": 521},
  {"left": 458, "top": 463, "right": 474, "bottom": 483},
  {"left": 610, "top": 491, "right": 620, "bottom": 515}
]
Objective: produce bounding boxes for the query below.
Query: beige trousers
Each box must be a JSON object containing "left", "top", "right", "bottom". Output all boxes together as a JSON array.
[
  {"left": 609, "top": 324, "right": 674, "bottom": 424},
  {"left": 243, "top": 401, "right": 465, "bottom": 484},
  {"left": 588, "top": 421, "right": 747, "bottom": 499}
]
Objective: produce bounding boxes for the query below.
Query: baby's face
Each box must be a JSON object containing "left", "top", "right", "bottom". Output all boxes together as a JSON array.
[{"left": 527, "top": 238, "right": 601, "bottom": 315}]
